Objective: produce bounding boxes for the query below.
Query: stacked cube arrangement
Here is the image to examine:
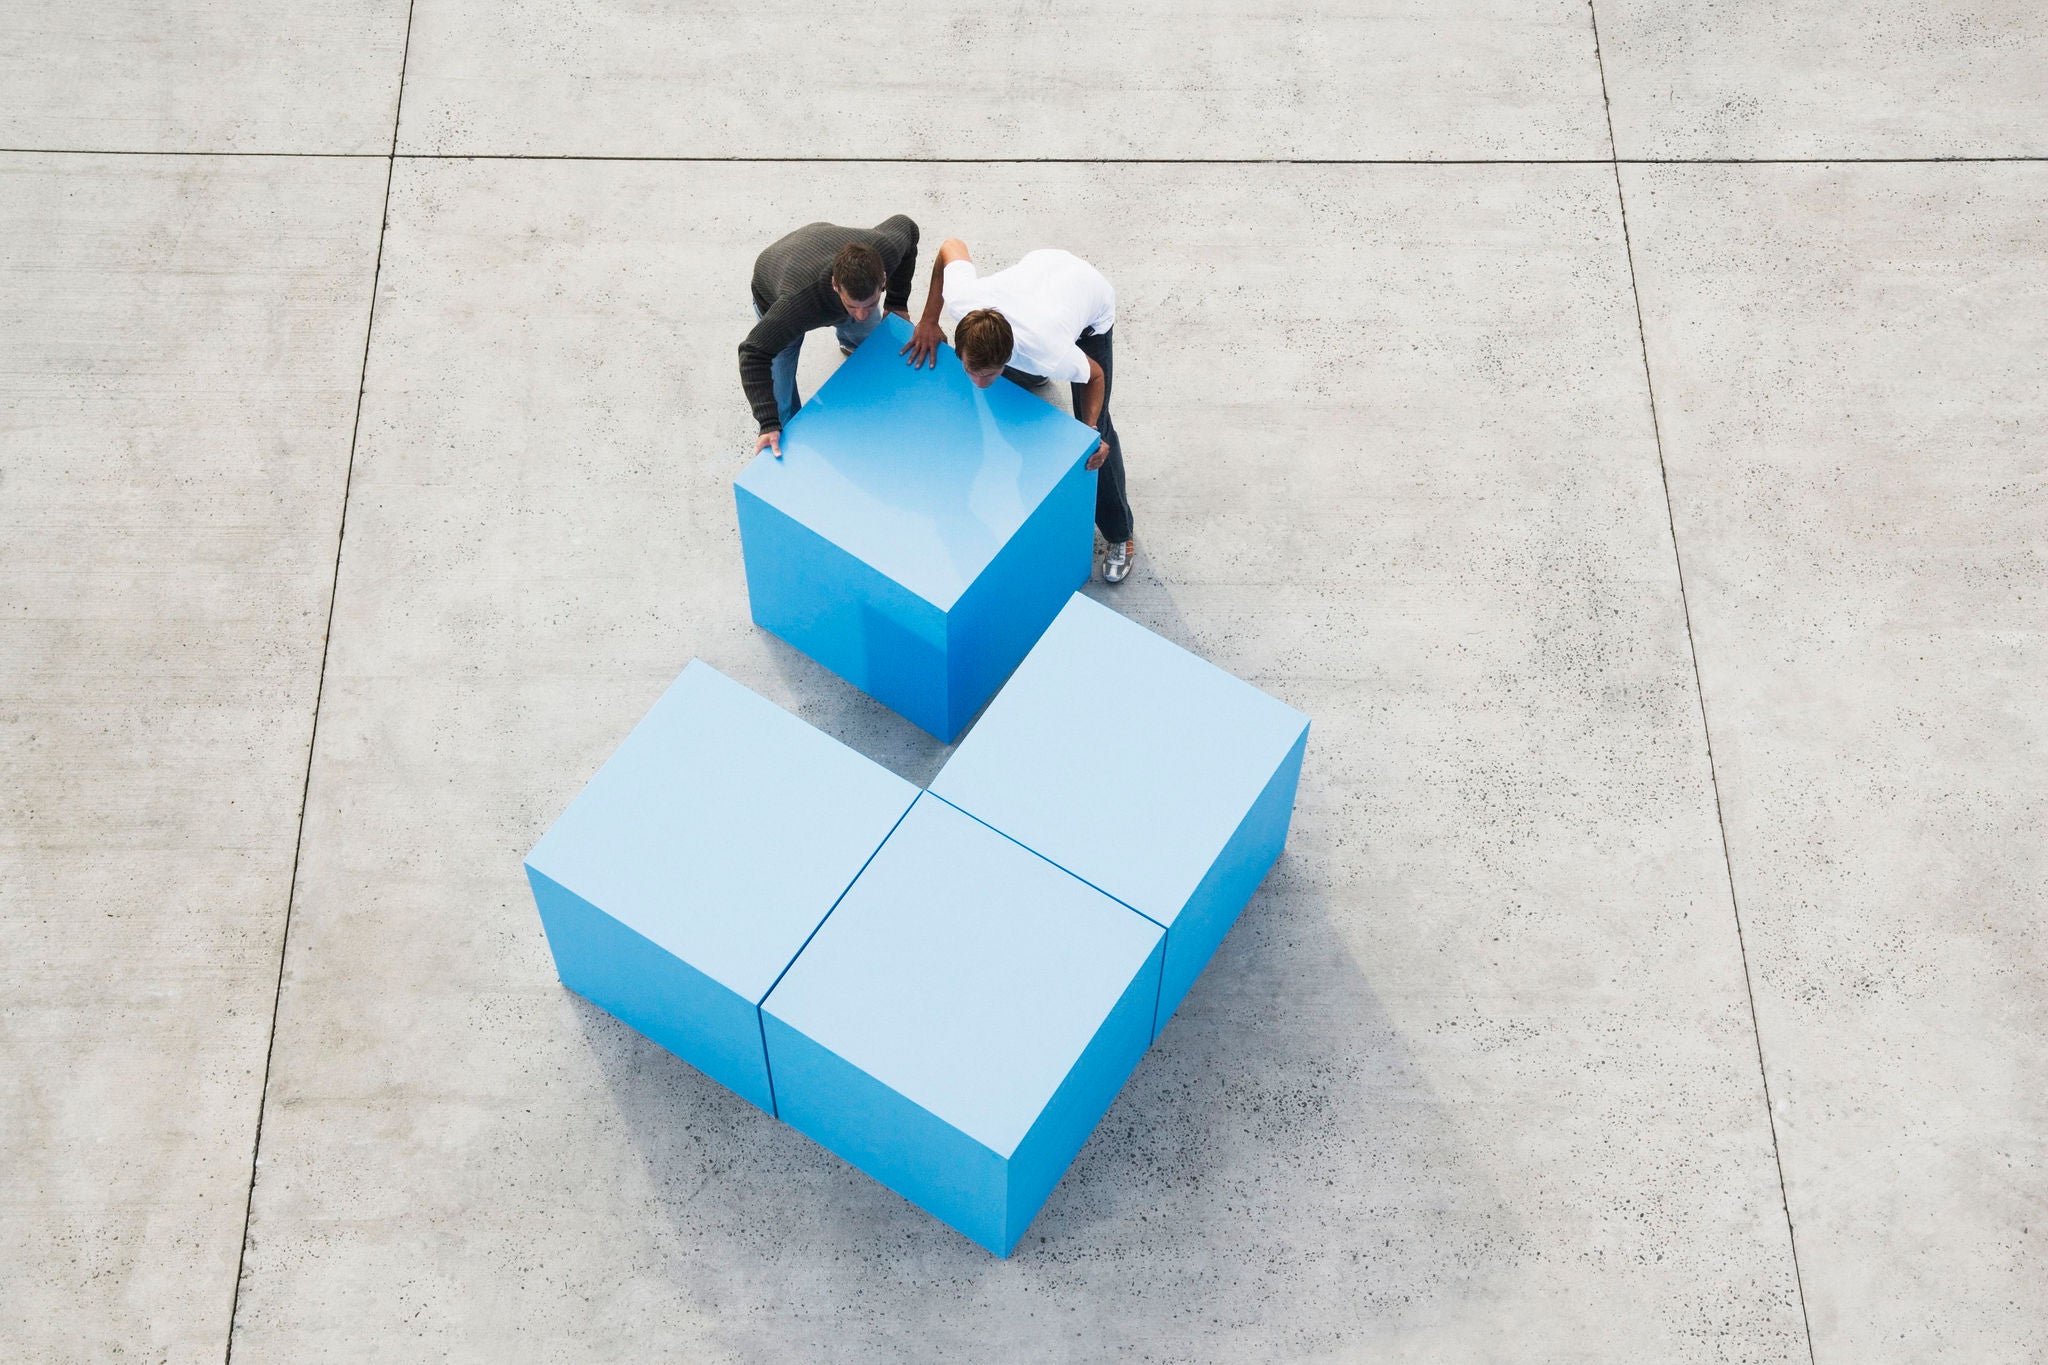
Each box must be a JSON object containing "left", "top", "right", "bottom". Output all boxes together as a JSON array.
[
  {"left": 732, "top": 316, "right": 1101, "bottom": 742},
  {"left": 527, "top": 600, "right": 1308, "bottom": 1256},
  {"left": 530, "top": 307, "right": 1307, "bottom": 1253}
]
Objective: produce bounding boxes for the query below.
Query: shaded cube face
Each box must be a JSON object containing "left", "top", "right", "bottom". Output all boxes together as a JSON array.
[
  {"left": 761, "top": 793, "right": 1165, "bottom": 1256},
  {"left": 733, "top": 316, "right": 1100, "bottom": 741},
  {"left": 525, "top": 661, "right": 918, "bottom": 1113},
  {"left": 930, "top": 593, "right": 1311, "bottom": 1036}
]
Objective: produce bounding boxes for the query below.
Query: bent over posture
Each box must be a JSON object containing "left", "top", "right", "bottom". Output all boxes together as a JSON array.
[
  {"left": 740, "top": 216, "right": 919, "bottom": 456},
  {"left": 904, "top": 239, "right": 1135, "bottom": 584}
]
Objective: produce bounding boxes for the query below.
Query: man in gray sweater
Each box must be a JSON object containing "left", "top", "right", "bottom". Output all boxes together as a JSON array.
[{"left": 739, "top": 215, "right": 920, "bottom": 457}]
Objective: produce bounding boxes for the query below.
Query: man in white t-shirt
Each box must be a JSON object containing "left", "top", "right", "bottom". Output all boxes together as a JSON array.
[{"left": 902, "top": 239, "right": 1136, "bottom": 584}]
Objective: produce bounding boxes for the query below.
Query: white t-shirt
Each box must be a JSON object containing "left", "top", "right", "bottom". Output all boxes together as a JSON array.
[{"left": 941, "top": 249, "right": 1116, "bottom": 385}]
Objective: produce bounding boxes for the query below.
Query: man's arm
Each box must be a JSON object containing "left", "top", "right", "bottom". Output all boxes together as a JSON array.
[
  {"left": 1078, "top": 354, "right": 1108, "bottom": 468},
  {"left": 737, "top": 297, "right": 814, "bottom": 454},
  {"left": 903, "top": 237, "right": 971, "bottom": 367},
  {"left": 879, "top": 215, "right": 920, "bottom": 315}
]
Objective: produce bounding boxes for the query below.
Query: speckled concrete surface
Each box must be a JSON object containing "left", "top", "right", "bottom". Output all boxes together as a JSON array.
[
  {"left": 0, "top": 2, "right": 411, "bottom": 154},
  {"left": 0, "top": 154, "right": 386, "bottom": 1361},
  {"left": 3, "top": 6, "right": 2044, "bottom": 1364},
  {"left": 394, "top": 0, "right": 1611, "bottom": 159},
  {"left": 1623, "top": 162, "right": 2048, "bottom": 1364},
  {"left": 216, "top": 159, "right": 1804, "bottom": 1362},
  {"left": 1596, "top": 0, "right": 2048, "bottom": 158}
]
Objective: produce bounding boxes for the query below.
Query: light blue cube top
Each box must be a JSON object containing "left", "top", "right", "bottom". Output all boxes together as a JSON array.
[
  {"left": 732, "top": 315, "right": 1100, "bottom": 612},
  {"left": 929, "top": 595, "right": 1310, "bottom": 930},
  {"left": 526, "top": 661, "right": 919, "bottom": 1005},
  {"left": 762, "top": 794, "right": 1162, "bottom": 1157}
]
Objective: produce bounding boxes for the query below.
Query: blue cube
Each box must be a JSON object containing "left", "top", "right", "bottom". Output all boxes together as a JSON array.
[
  {"left": 733, "top": 315, "right": 1100, "bottom": 741},
  {"left": 525, "top": 661, "right": 918, "bottom": 1114},
  {"left": 761, "top": 793, "right": 1164, "bottom": 1256},
  {"left": 930, "top": 594, "right": 1309, "bottom": 1037}
]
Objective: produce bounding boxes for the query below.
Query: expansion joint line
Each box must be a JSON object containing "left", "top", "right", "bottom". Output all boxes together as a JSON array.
[
  {"left": 3, "top": 149, "right": 2043, "bottom": 165},
  {"left": 221, "top": 2, "right": 418, "bottom": 1360},
  {"left": 1585, "top": 4, "right": 1818, "bottom": 1361}
]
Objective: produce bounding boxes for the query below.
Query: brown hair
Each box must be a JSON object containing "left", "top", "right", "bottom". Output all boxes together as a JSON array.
[
  {"left": 830, "top": 243, "right": 886, "bottom": 301},
  {"left": 955, "top": 309, "right": 1014, "bottom": 372}
]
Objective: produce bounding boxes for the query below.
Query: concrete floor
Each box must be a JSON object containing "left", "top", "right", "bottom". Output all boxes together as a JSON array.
[{"left": 1, "top": 4, "right": 2041, "bottom": 1363}]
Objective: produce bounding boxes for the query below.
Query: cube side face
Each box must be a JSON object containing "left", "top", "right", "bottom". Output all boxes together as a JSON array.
[
  {"left": 944, "top": 457, "right": 1096, "bottom": 739},
  {"left": 761, "top": 1015, "right": 1009, "bottom": 1254},
  {"left": 735, "top": 483, "right": 951, "bottom": 737},
  {"left": 1002, "top": 932, "right": 1165, "bottom": 1255},
  {"left": 527, "top": 865, "right": 774, "bottom": 1114},
  {"left": 1155, "top": 726, "right": 1309, "bottom": 1035}
]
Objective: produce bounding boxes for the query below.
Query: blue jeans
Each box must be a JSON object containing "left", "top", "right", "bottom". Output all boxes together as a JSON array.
[
  {"left": 1006, "top": 327, "right": 1131, "bottom": 543},
  {"left": 754, "top": 303, "right": 885, "bottom": 425}
]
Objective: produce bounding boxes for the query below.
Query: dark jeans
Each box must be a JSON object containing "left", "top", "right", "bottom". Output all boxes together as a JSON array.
[{"left": 1005, "top": 327, "right": 1132, "bottom": 543}]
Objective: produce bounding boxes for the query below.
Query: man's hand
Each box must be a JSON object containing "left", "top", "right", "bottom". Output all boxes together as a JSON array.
[
  {"left": 1085, "top": 436, "right": 1107, "bottom": 472},
  {"left": 755, "top": 430, "right": 782, "bottom": 459},
  {"left": 901, "top": 317, "right": 945, "bottom": 368},
  {"left": 906, "top": 239, "right": 969, "bottom": 369}
]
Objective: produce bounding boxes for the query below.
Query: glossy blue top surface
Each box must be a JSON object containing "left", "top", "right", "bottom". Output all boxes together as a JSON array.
[
  {"left": 929, "top": 595, "right": 1310, "bottom": 927},
  {"left": 733, "top": 315, "right": 1100, "bottom": 611},
  {"left": 527, "top": 661, "right": 919, "bottom": 1004},
  {"left": 762, "top": 794, "right": 1161, "bottom": 1157}
]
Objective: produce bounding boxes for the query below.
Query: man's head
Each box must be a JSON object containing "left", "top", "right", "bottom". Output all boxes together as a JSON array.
[
  {"left": 830, "top": 243, "right": 887, "bottom": 321},
  {"left": 955, "top": 309, "right": 1014, "bottom": 387}
]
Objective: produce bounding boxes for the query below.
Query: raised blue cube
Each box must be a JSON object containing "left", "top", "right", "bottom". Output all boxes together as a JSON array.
[
  {"left": 930, "top": 594, "right": 1309, "bottom": 1037},
  {"left": 761, "top": 793, "right": 1164, "bottom": 1256},
  {"left": 733, "top": 315, "right": 1100, "bottom": 741},
  {"left": 525, "top": 661, "right": 917, "bottom": 1113}
]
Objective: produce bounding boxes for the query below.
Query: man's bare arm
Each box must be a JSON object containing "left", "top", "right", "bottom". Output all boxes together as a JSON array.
[
  {"left": 1080, "top": 355, "right": 1108, "bottom": 469},
  {"left": 903, "top": 238, "right": 971, "bottom": 367}
]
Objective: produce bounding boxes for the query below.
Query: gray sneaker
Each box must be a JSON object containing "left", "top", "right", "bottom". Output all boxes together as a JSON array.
[{"left": 1102, "top": 539, "right": 1134, "bottom": 584}]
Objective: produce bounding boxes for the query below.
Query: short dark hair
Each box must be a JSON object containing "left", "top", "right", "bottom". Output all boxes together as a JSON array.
[
  {"left": 830, "top": 243, "right": 886, "bottom": 301},
  {"left": 955, "top": 309, "right": 1014, "bottom": 372}
]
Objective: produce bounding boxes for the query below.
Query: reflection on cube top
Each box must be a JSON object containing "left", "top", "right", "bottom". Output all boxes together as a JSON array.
[
  {"left": 761, "top": 793, "right": 1164, "bottom": 1257},
  {"left": 733, "top": 316, "right": 1101, "bottom": 741},
  {"left": 525, "top": 661, "right": 918, "bottom": 1113},
  {"left": 930, "top": 594, "right": 1310, "bottom": 1037},
  {"left": 736, "top": 315, "right": 1095, "bottom": 610}
]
